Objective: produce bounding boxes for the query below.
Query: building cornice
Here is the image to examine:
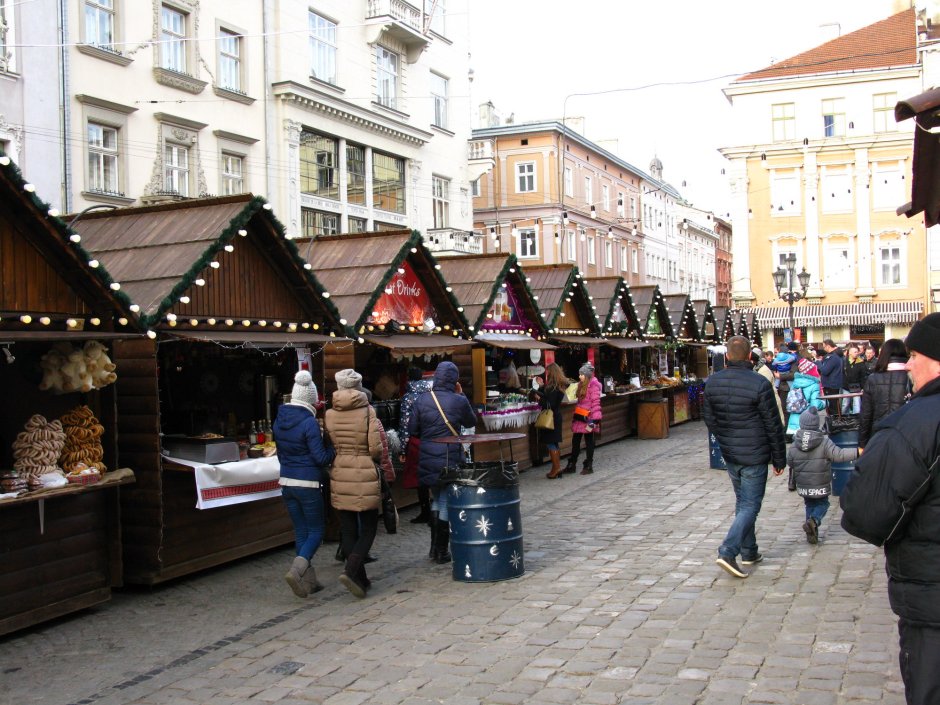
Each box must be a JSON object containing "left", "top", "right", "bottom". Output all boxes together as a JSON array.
[
  {"left": 724, "top": 65, "right": 920, "bottom": 99},
  {"left": 273, "top": 80, "right": 433, "bottom": 146},
  {"left": 719, "top": 132, "right": 914, "bottom": 161}
]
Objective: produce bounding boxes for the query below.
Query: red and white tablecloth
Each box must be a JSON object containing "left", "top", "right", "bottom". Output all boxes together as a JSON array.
[{"left": 164, "top": 455, "right": 282, "bottom": 509}]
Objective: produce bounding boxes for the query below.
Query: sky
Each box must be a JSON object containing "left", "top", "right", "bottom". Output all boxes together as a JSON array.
[{"left": 466, "top": 0, "right": 909, "bottom": 218}]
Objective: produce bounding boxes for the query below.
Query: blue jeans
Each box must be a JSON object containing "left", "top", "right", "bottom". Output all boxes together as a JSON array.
[
  {"left": 804, "top": 496, "right": 829, "bottom": 525},
  {"left": 841, "top": 390, "right": 861, "bottom": 415},
  {"left": 719, "top": 462, "right": 768, "bottom": 561},
  {"left": 281, "top": 485, "right": 324, "bottom": 560}
]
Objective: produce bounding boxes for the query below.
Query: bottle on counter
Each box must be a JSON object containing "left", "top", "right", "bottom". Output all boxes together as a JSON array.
[
  {"left": 249, "top": 421, "right": 257, "bottom": 445},
  {"left": 256, "top": 420, "right": 266, "bottom": 444}
]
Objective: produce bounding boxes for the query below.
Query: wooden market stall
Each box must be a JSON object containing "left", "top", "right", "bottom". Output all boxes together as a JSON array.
[
  {"left": 437, "top": 253, "right": 555, "bottom": 471},
  {"left": 662, "top": 293, "right": 703, "bottom": 426},
  {"left": 301, "top": 230, "right": 473, "bottom": 503},
  {"left": 70, "top": 194, "right": 345, "bottom": 584},
  {"left": 0, "top": 157, "right": 139, "bottom": 633}
]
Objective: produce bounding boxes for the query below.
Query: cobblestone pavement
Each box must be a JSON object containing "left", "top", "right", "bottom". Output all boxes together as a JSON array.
[{"left": 0, "top": 421, "right": 904, "bottom": 705}]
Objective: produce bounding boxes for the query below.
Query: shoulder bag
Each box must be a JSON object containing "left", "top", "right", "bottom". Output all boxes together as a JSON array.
[
  {"left": 883, "top": 454, "right": 940, "bottom": 545},
  {"left": 365, "top": 406, "right": 398, "bottom": 534},
  {"left": 430, "top": 391, "right": 460, "bottom": 436},
  {"left": 535, "top": 409, "right": 554, "bottom": 430}
]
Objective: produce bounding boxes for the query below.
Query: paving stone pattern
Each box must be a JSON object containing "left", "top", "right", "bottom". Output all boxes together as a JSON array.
[{"left": 0, "top": 422, "right": 904, "bottom": 705}]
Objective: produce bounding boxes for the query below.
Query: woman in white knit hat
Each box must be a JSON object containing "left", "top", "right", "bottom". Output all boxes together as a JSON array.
[{"left": 273, "top": 370, "right": 334, "bottom": 598}]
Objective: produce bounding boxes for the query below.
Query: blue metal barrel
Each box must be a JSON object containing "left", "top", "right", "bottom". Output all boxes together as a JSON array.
[
  {"left": 830, "top": 428, "right": 859, "bottom": 496},
  {"left": 708, "top": 432, "right": 727, "bottom": 470},
  {"left": 447, "top": 477, "right": 524, "bottom": 583}
]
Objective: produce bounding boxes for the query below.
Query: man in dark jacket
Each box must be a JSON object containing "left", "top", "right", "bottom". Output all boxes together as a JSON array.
[
  {"left": 841, "top": 313, "right": 940, "bottom": 705},
  {"left": 703, "top": 335, "right": 787, "bottom": 578},
  {"left": 408, "top": 361, "right": 477, "bottom": 563},
  {"left": 816, "top": 339, "right": 844, "bottom": 414}
]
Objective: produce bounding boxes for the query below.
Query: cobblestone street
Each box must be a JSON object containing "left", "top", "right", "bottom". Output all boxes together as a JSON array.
[{"left": 0, "top": 421, "right": 904, "bottom": 705}]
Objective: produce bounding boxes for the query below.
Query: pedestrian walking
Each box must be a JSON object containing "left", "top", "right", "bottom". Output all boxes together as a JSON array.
[
  {"left": 785, "top": 356, "right": 826, "bottom": 437},
  {"left": 816, "top": 339, "right": 844, "bottom": 414},
  {"left": 398, "top": 367, "right": 433, "bottom": 524},
  {"left": 841, "top": 312, "right": 940, "bottom": 705},
  {"left": 703, "top": 335, "right": 786, "bottom": 579},
  {"left": 564, "top": 363, "right": 602, "bottom": 475},
  {"left": 862, "top": 343, "right": 878, "bottom": 377},
  {"left": 534, "top": 363, "right": 569, "bottom": 479},
  {"left": 858, "top": 338, "right": 910, "bottom": 449},
  {"left": 274, "top": 370, "right": 335, "bottom": 598},
  {"left": 753, "top": 349, "right": 784, "bottom": 424},
  {"left": 787, "top": 406, "right": 857, "bottom": 544},
  {"left": 842, "top": 343, "right": 866, "bottom": 414},
  {"left": 324, "top": 369, "right": 387, "bottom": 598},
  {"left": 408, "top": 361, "right": 477, "bottom": 564}
]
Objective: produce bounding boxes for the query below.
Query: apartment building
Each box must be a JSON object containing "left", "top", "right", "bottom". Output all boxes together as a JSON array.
[
  {"left": 721, "top": 8, "right": 928, "bottom": 344},
  {"left": 675, "top": 204, "right": 719, "bottom": 303}
]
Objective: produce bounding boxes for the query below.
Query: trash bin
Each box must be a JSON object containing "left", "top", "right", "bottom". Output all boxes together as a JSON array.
[
  {"left": 443, "top": 461, "right": 524, "bottom": 582},
  {"left": 830, "top": 426, "right": 859, "bottom": 496},
  {"left": 708, "top": 432, "right": 727, "bottom": 470}
]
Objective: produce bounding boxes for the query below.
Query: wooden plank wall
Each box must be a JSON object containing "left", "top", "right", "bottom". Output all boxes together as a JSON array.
[
  {"left": 323, "top": 341, "right": 355, "bottom": 401},
  {"left": 112, "top": 339, "right": 163, "bottom": 583}
]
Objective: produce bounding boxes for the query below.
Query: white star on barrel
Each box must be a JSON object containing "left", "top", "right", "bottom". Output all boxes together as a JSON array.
[
  {"left": 510, "top": 550, "right": 522, "bottom": 569},
  {"left": 476, "top": 516, "right": 492, "bottom": 537}
]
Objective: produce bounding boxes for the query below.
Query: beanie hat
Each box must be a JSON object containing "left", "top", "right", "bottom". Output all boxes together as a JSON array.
[
  {"left": 799, "top": 406, "right": 820, "bottom": 430},
  {"left": 335, "top": 368, "right": 363, "bottom": 390},
  {"left": 905, "top": 312, "right": 940, "bottom": 362},
  {"left": 579, "top": 363, "right": 594, "bottom": 377},
  {"left": 797, "top": 357, "right": 819, "bottom": 377},
  {"left": 291, "top": 370, "right": 318, "bottom": 408},
  {"left": 787, "top": 341, "right": 799, "bottom": 351}
]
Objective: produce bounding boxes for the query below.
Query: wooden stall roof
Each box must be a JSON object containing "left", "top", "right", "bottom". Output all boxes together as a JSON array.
[
  {"left": 693, "top": 299, "right": 720, "bottom": 343},
  {"left": 68, "top": 194, "right": 344, "bottom": 333},
  {"left": 630, "top": 285, "right": 673, "bottom": 339},
  {"left": 712, "top": 306, "right": 734, "bottom": 342},
  {"left": 302, "top": 229, "right": 469, "bottom": 334},
  {"left": 663, "top": 293, "right": 700, "bottom": 341},
  {"left": 603, "top": 339, "right": 651, "bottom": 350},
  {"left": 436, "top": 253, "right": 544, "bottom": 335},
  {"left": 744, "top": 310, "right": 763, "bottom": 347},
  {"left": 525, "top": 265, "right": 601, "bottom": 336},
  {"left": 589, "top": 276, "right": 644, "bottom": 338},
  {"left": 363, "top": 334, "right": 472, "bottom": 355},
  {"left": 0, "top": 157, "right": 139, "bottom": 334}
]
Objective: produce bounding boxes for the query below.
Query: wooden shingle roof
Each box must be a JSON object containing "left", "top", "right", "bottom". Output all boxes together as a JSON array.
[
  {"left": 525, "top": 265, "right": 601, "bottom": 335},
  {"left": 663, "top": 294, "right": 700, "bottom": 341}
]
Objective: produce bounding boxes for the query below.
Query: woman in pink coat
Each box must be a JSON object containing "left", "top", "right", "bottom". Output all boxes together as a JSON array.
[{"left": 564, "top": 363, "right": 603, "bottom": 475}]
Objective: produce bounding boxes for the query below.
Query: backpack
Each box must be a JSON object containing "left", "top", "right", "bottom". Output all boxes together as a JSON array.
[{"left": 786, "top": 386, "right": 809, "bottom": 414}]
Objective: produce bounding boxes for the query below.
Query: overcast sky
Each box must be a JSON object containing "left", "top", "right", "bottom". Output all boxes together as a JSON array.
[{"left": 466, "top": 0, "right": 908, "bottom": 218}]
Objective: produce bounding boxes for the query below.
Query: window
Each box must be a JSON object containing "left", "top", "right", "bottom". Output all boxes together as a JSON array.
[
  {"left": 0, "top": 0, "right": 8, "bottom": 70},
  {"left": 771, "top": 169, "right": 801, "bottom": 215},
  {"left": 346, "top": 143, "right": 365, "bottom": 205},
  {"left": 563, "top": 167, "right": 573, "bottom": 197},
  {"left": 587, "top": 236, "right": 595, "bottom": 265},
  {"left": 470, "top": 178, "right": 480, "bottom": 197},
  {"left": 772, "top": 102, "right": 795, "bottom": 142},
  {"left": 515, "top": 162, "right": 535, "bottom": 193},
  {"left": 160, "top": 6, "right": 186, "bottom": 73},
  {"left": 822, "top": 98, "right": 845, "bottom": 137},
  {"left": 432, "top": 176, "right": 450, "bottom": 228},
  {"left": 164, "top": 143, "right": 189, "bottom": 196},
  {"left": 630, "top": 196, "right": 637, "bottom": 218},
  {"left": 632, "top": 249, "right": 639, "bottom": 274},
  {"left": 309, "top": 12, "right": 337, "bottom": 84},
  {"left": 301, "top": 208, "right": 338, "bottom": 238},
  {"left": 300, "top": 131, "right": 338, "bottom": 199},
  {"left": 348, "top": 216, "right": 367, "bottom": 234},
  {"left": 605, "top": 241, "right": 613, "bottom": 268},
  {"left": 872, "top": 162, "right": 904, "bottom": 210},
  {"left": 85, "top": 0, "right": 115, "bottom": 50},
  {"left": 824, "top": 245, "right": 853, "bottom": 289},
  {"left": 220, "top": 152, "right": 243, "bottom": 195},
  {"left": 375, "top": 46, "right": 399, "bottom": 109},
  {"left": 620, "top": 245, "right": 628, "bottom": 271},
  {"left": 879, "top": 245, "right": 902, "bottom": 285},
  {"left": 873, "top": 93, "right": 896, "bottom": 134},
  {"left": 566, "top": 229, "right": 576, "bottom": 261},
  {"left": 822, "top": 169, "right": 852, "bottom": 213},
  {"left": 424, "top": 0, "right": 445, "bottom": 35},
  {"left": 373, "top": 151, "right": 405, "bottom": 213},
  {"left": 584, "top": 176, "right": 592, "bottom": 208},
  {"left": 87, "top": 123, "right": 119, "bottom": 194},
  {"left": 775, "top": 250, "right": 801, "bottom": 272},
  {"left": 430, "top": 73, "right": 448, "bottom": 129},
  {"left": 217, "top": 29, "right": 241, "bottom": 92},
  {"left": 602, "top": 184, "right": 610, "bottom": 212},
  {"left": 518, "top": 228, "right": 537, "bottom": 258}
]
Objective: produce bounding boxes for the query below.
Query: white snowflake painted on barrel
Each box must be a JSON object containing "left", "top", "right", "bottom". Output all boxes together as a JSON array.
[
  {"left": 476, "top": 516, "right": 492, "bottom": 537},
  {"left": 510, "top": 550, "right": 522, "bottom": 569},
  {"left": 450, "top": 485, "right": 463, "bottom": 498}
]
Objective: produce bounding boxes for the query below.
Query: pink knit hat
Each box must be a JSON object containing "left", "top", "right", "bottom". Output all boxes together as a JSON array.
[{"left": 797, "top": 357, "right": 820, "bottom": 378}]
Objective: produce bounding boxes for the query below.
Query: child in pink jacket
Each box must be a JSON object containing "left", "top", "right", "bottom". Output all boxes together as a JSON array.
[{"left": 564, "top": 363, "right": 603, "bottom": 475}]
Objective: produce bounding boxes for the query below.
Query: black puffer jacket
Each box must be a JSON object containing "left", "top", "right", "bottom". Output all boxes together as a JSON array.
[
  {"left": 703, "top": 360, "right": 786, "bottom": 468},
  {"left": 841, "top": 376, "right": 940, "bottom": 624},
  {"left": 843, "top": 358, "right": 868, "bottom": 392},
  {"left": 858, "top": 363, "right": 909, "bottom": 447}
]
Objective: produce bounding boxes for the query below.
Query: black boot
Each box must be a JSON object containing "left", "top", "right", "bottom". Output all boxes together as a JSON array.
[
  {"left": 580, "top": 459, "right": 593, "bottom": 475},
  {"left": 563, "top": 456, "right": 577, "bottom": 474},
  {"left": 339, "top": 554, "right": 368, "bottom": 598},
  {"left": 434, "top": 518, "right": 451, "bottom": 564},
  {"left": 411, "top": 486, "right": 432, "bottom": 524},
  {"left": 429, "top": 511, "right": 439, "bottom": 560}
]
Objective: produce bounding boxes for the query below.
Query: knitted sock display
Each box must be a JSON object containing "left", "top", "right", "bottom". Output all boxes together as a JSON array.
[{"left": 59, "top": 405, "right": 107, "bottom": 473}]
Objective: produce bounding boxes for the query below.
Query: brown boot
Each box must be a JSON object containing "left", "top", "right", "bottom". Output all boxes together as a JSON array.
[
  {"left": 546, "top": 449, "right": 563, "bottom": 479},
  {"left": 285, "top": 556, "right": 310, "bottom": 598}
]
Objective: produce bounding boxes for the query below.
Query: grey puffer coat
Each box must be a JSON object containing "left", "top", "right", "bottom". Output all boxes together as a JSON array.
[
  {"left": 788, "top": 427, "right": 858, "bottom": 498},
  {"left": 324, "top": 388, "right": 383, "bottom": 512}
]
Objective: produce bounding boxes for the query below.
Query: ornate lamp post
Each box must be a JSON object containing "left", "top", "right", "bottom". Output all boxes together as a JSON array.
[{"left": 772, "top": 253, "right": 811, "bottom": 335}]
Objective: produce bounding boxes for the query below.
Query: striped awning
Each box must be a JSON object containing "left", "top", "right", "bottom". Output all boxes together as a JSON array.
[{"left": 751, "top": 301, "right": 923, "bottom": 328}]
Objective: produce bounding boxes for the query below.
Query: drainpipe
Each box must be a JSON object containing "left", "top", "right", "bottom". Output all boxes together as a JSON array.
[
  {"left": 262, "top": 0, "right": 275, "bottom": 202},
  {"left": 58, "top": 0, "right": 71, "bottom": 211}
]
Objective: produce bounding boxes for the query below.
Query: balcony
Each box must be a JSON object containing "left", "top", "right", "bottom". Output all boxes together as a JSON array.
[
  {"left": 425, "top": 228, "right": 483, "bottom": 255},
  {"left": 365, "top": 0, "right": 430, "bottom": 63},
  {"left": 468, "top": 139, "right": 495, "bottom": 181}
]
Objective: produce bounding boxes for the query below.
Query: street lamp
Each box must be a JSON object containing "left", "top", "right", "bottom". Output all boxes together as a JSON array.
[{"left": 772, "top": 253, "right": 811, "bottom": 334}]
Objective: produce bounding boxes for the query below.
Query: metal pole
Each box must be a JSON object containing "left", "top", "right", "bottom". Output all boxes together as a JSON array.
[{"left": 788, "top": 268, "right": 795, "bottom": 333}]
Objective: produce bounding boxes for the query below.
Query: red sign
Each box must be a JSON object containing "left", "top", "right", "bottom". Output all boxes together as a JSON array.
[{"left": 367, "top": 261, "right": 437, "bottom": 327}]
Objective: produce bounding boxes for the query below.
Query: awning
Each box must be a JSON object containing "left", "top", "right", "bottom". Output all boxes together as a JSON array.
[
  {"left": 550, "top": 335, "right": 608, "bottom": 345},
  {"left": 751, "top": 301, "right": 923, "bottom": 328},
  {"left": 473, "top": 333, "right": 557, "bottom": 350},
  {"left": 603, "top": 339, "right": 651, "bottom": 350},
  {"left": 363, "top": 334, "right": 473, "bottom": 355},
  {"left": 0, "top": 330, "right": 142, "bottom": 342},
  {"left": 172, "top": 331, "right": 340, "bottom": 345}
]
